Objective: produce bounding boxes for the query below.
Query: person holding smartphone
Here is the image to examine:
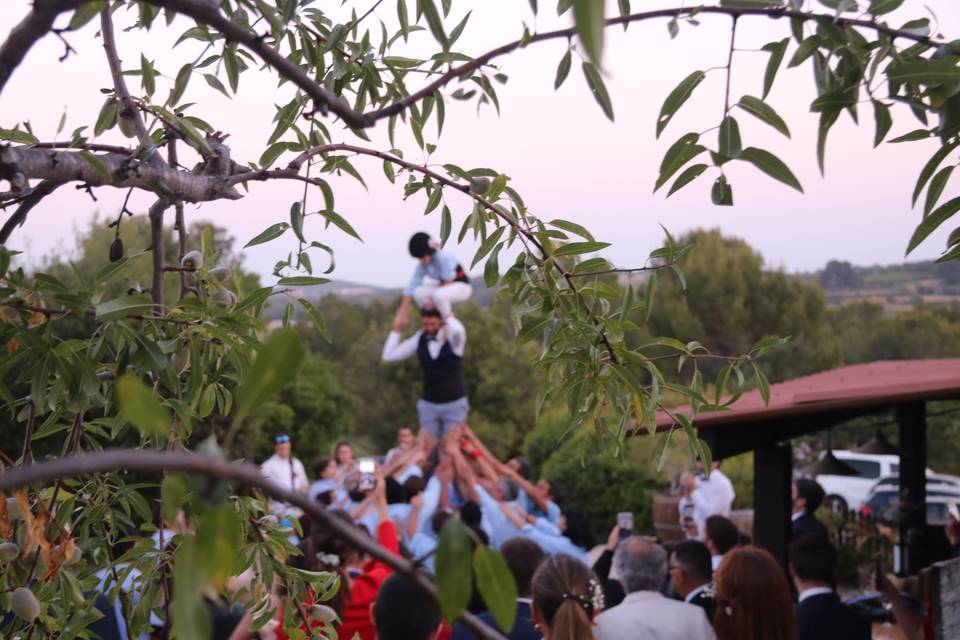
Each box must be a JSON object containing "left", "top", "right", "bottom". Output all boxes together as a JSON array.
[{"left": 382, "top": 306, "right": 468, "bottom": 449}]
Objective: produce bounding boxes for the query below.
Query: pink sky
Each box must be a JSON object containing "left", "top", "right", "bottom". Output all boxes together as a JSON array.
[{"left": 3, "top": 0, "right": 960, "bottom": 287}]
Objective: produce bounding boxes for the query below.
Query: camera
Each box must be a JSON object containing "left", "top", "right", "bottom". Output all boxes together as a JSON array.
[
  {"left": 358, "top": 458, "right": 376, "bottom": 491},
  {"left": 617, "top": 512, "right": 633, "bottom": 540}
]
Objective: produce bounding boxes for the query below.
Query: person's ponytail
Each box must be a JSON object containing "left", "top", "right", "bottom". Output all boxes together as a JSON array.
[
  {"left": 549, "top": 598, "right": 594, "bottom": 640},
  {"left": 531, "top": 554, "right": 601, "bottom": 640}
]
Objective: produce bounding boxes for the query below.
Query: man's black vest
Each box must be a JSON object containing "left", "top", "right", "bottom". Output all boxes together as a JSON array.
[{"left": 417, "top": 332, "right": 465, "bottom": 403}]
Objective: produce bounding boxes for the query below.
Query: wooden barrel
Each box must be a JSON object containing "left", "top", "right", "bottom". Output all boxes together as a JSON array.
[{"left": 653, "top": 492, "right": 684, "bottom": 542}]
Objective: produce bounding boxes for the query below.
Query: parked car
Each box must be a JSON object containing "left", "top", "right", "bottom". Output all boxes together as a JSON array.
[
  {"left": 860, "top": 477, "right": 960, "bottom": 526},
  {"left": 815, "top": 451, "right": 901, "bottom": 515},
  {"left": 814, "top": 450, "right": 960, "bottom": 515}
]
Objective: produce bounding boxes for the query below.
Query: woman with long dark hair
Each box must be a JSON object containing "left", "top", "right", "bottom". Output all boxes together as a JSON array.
[
  {"left": 531, "top": 553, "right": 603, "bottom": 640},
  {"left": 713, "top": 546, "right": 797, "bottom": 640}
]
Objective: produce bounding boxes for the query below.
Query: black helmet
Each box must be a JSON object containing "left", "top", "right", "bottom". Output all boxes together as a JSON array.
[{"left": 408, "top": 232, "right": 434, "bottom": 258}]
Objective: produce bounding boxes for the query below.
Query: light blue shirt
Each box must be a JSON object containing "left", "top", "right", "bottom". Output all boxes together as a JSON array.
[
  {"left": 395, "top": 463, "right": 424, "bottom": 485},
  {"left": 408, "top": 532, "right": 438, "bottom": 573},
  {"left": 520, "top": 524, "right": 589, "bottom": 564},
  {"left": 308, "top": 479, "right": 336, "bottom": 503},
  {"left": 404, "top": 249, "right": 461, "bottom": 295},
  {"left": 474, "top": 485, "right": 522, "bottom": 549}
]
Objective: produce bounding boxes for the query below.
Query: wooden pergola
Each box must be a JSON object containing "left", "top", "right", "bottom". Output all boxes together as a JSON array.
[{"left": 651, "top": 359, "right": 960, "bottom": 573}]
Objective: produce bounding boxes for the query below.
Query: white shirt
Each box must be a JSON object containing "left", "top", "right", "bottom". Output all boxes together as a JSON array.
[
  {"left": 681, "top": 468, "right": 736, "bottom": 541},
  {"left": 381, "top": 316, "right": 466, "bottom": 361},
  {"left": 594, "top": 591, "right": 716, "bottom": 640},
  {"left": 798, "top": 586, "right": 834, "bottom": 602},
  {"left": 711, "top": 554, "right": 723, "bottom": 571},
  {"left": 260, "top": 454, "right": 308, "bottom": 514}
]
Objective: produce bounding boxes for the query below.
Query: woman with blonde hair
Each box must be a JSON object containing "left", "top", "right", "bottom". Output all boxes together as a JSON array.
[{"left": 531, "top": 553, "right": 603, "bottom": 640}]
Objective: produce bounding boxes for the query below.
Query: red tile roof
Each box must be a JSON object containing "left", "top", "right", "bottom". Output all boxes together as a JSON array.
[{"left": 653, "top": 359, "right": 960, "bottom": 431}]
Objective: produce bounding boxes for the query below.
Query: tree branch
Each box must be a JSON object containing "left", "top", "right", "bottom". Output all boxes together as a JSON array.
[
  {"left": 142, "top": 0, "right": 374, "bottom": 129},
  {"left": 0, "top": 449, "right": 506, "bottom": 640},
  {"left": 0, "top": 146, "right": 243, "bottom": 203},
  {"left": 0, "top": 0, "right": 81, "bottom": 96},
  {"left": 0, "top": 179, "right": 66, "bottom": 243},
  {"left": 148, "top": 199, "right": 170, "bottom": 310}
]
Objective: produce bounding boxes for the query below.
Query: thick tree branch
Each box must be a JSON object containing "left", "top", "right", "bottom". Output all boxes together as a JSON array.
[
  {"left": 0, "top": 0, "right": 81, "bottom": 96},
  {"left": 0, "top": 179, "right": 66, "bottom": 243},
  {"left": 142, "top": 0, "right": 374, "bottom": 129},
  {"left": 0, "top": 449, "right": 506, "bottom": 640},
  {"left": 0, "top": 146, "right": 242, "bottom": 202},
  {"left": 31, "top": 142, "right": 136, "bottom": 155}
]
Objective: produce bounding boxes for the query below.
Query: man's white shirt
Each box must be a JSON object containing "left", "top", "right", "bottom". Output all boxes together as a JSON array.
[
  {"left": 261, "top": 454, "right": 308, "bottom": 514},
  {"left": 381, "top": 316, "right": 466, "bottom": 361},
  {"left": 680, "top": 468, "right": 736, "bottom": 540}
]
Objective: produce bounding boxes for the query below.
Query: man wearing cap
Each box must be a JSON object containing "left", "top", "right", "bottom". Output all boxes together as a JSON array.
[
  {"left": 260, "top": 434, "right": 309, "bottom": 517},
  {"left": 382, "top": 307, "right": 468, "bottom": 449},
  {"left": 394, "top": 232, "right": 472, "bottom": 329}
]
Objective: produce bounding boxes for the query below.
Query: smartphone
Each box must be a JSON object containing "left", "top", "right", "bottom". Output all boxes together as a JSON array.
[
  {"left": 617, "top": 512, "right": 633, "bottom": 540},
  {"left": 358, "top": 458, "right": 376, "bottom": 492}
]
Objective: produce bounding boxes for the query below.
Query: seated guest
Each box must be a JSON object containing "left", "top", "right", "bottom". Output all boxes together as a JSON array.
[
  {"left": 594, "top": 536, "right": 715, "bottom": 640},
  {"left": 373, "top": 574, "right": 442, "bottom": 640},
  {"left": 531, "top": 554, "right": 602, "bottom": 640},
  {"left": 704, "top": 515, "right": 739, "bottom": 571},
  {"left": 669, "top": 540, "right": 715, "bottom": 623},
  {"left": 452, "top": 537, "right": 544, "bottom": 640},
  {"left": 792, "top": 479, "right": 829, "bottom": 540},
  {"left": 714, "top": 546, "right": 795, "bottom": 640},
  {"left": 789, "top": 534, "right": 870, "bottom": 640}
]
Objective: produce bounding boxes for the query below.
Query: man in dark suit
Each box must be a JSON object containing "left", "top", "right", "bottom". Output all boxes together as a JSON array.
[
  {"left": 789, "top": 534, "right": 870, "bottom": 640},
  {"left": 669, "top": 539, "right": 716, "bottom": 623},
  {"left": 452, "top": 536, "right": 543, "bottom": 640},
  {"left": 792, "top": 478, "right": 829, "bottom": 540}
]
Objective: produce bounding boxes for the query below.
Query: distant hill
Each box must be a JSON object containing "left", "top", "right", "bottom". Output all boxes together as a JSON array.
[{"left": 804, "top": 259, "right": 960, "bottom": 312}]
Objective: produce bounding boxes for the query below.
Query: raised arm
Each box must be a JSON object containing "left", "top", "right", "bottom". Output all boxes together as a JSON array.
[{"left": 381, "top": 326, "right": 420, "bottom": 361}]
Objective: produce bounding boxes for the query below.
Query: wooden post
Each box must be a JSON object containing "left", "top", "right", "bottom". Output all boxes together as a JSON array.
[
  {"left": 753, "top": 442, "right": 792, "bottom": 570},
  {"left": 897, "top": 402, "right": 927, "bottom": 574}
]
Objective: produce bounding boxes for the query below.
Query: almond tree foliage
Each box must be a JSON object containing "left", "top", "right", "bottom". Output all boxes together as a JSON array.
[{"left": 1, "top": 0, "right": 959, "bottom": 637}]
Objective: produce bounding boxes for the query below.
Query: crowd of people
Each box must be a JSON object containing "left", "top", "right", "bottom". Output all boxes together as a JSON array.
[{"left": 82, "top": 235, "right": 937, "bottom": 639}]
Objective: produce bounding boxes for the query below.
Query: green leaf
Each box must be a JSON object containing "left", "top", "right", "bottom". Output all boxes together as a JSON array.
[
  {"left": 244, "top": 223, "right": 288, "bottom": 248},
  {"left": 398, "top": 0, "right": 410, "bottom": 41},
  {"left": 68, "top": 0, "right": 107, "bottom": 29},
  {"left": 554, "top": 241, "right": 611, "bottom": 257},
  {"left": 810, "top": 91, "right": 856, "bottom": 112},
  {"left": 925, "top": 166, "right": 954, "bottom": 216},
  {"left": 736, "top": 96, "right": 790, "bottom": 137},
  {"left": 572, "top": 0, "right": 604, "bottom": 65},
  {"left": 868, "top": 0, "right": 904, "bottom": 14},
  {"left": 203, "top": 74, "right": 230, "bottom": 97},
  {"left": 656, "top": 71, "right": 705, "bottom": 138},
  {"left": 474, "top": 547, "right": 517, "bottom": 632},
  {"left": 116, "top": 375, "right": 170, "bottom": 436},
  {"left": 718, "top": 116, "right": 742, "bottom": 159},
  {"left": 168, "top": 63, "right": 193, "bottom": 106},
  {"left": 276, "top": 276, "right": 330, "bottom": 286},
  {"left": 711, "top": 175, "right": 733, "bottom": 206},
  {"left": 258, "top": 142, "right": 288, "bottom": 169},
  {"left": 517, "top": 316, "right": 550, "bottom": 344},
  {"left": 297, "top": 298, "right": 331, "bottom": 342},
  {"left": 582, "top": 62, "right": 614, "bottom": 121},
  {"left": 912, "top": 141, "right": 959, "bottom": 206},
  {"left": 889, "top": 59, "right": 960, "bottom": 86},
  {"left": 95, "top": 294, "right": 154, "bottom": 321},
  {"left": 234, "top": 328, "right": 305, "bottom": 420},
  {"left": 94, "top": 99, "right": 118, "bottom": 137},
  {"left": 319, "top": 210, "right": 363, "bottom": 241},
  {"left": 889, "top": 129, "right": 933, "bottom": 144},
  {"left": 484, "top": 242, "right": 501, "bottom": 287},
  {"left": 471, "top": 227, "right": 506, "bottom": 268},
  {"left": 654, "top": 133, "right": 705, "bottom": 192},
  {"left": 907, "top": 196, "right": 960, "bottom": 255},
  {"left": 554, "top": 49, "right": 572, "bottom": 89},
  {"left": 761, "top": 39, "right": 789, "bottom": 99},
  {"left": 549, "top": 219, "right": 595, "bottom": 241},
  {"left": 140, "top": 55, "right": 156, "bottom": 97},
  {"left": 667, "top": 163, "right": 709, "bottom": 197},
  {"left": 290, "top": 202, "right": 305, "bottom": 242},
  {"left": 420, "top": 0, "right": 448, "bottom": 49},
  {"left": 440, "top": 205, "right": 452, "bottom": 246},
  {"left": 816, "top": 109, "right": 840, "bottom": 175},
  {"left": 739, "top": 147, "right": 803, "bottom": 192},
  {"left": 872, "top": 100, "right": 892, "bottom": 147},
  {"left": 435, "top": 518, "right": 473, "bottom": 623}
]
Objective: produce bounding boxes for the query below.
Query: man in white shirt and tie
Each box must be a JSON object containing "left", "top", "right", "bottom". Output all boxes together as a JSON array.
[
  {"left": 595, "top": 536, "right": 716, "bottom": 640},
  {"left": 260, "top": 434, "right": 308, "bottom": 518},
  {"left": 382, "top": 307, "right": 468, "bottom": 449}
]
